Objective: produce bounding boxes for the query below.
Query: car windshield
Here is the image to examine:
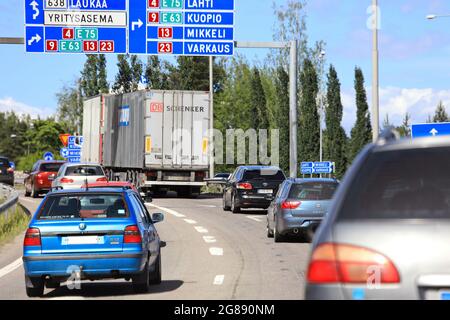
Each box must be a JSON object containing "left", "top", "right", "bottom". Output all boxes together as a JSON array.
[
  {"left": 40, "top": 163, "right": 63, "bottom": 172},
  {"left": 65, "top": 165, "right": 103, "bottom": 176},
  {"left": 242, "top": 169, "right": 285, "bottom": 181},
  {"left": 339, "top": 147, "right": 450, "bottom": 220},
  {"left": 38, "top": 194, "right": 128, "bottom": 220},
  {"left": 289, "top": 182, "right": 338, "bottom": 200}
]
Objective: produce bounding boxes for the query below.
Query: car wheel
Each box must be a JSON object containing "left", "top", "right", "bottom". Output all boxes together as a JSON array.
[
  {"left": 273, "top": 222, "right": 284, "bottom": 243},
  {"left": 25, "top": 276, "right": 44, "bottom": 297},
  {"left": 132, "top": 260, "right": 150, "bottom": 293},
  {"left": 149, "top": 252, "right": 162, "bottom": 285},
  {"left": 31, "top": 185, "right": 38, "bottom": 198},
  {"left": 267, "top": 224, "right": 274, "bottom": 238},
  {"left": 231, "top": 194, "right": 241, "bottom": 214},
  {"left": 223, "top": 193, "right": 231, "bottom": 211}
]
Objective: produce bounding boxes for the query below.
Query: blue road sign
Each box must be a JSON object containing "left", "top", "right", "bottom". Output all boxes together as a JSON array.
[
  {"left": 411, "top": 123, "right": 450, "bottom": 139},
  {"left": 26, "top": 0, "right": 235, "bottom": 56},
  {"left": 301, "top": 162, "right": 334, "bottom": 175},
  {"left": 25, "top": 0, "right": 128, "bottom": 54},
  {"left": 43, "top": 152, "right": 54, "bottom": 161},
  {"left": 60, "top": 148, "right": 69, "bottom": 158},
  {"left": 61, "top": 136, "right": 83, "bottom": 163},
  {"left": 9, "top": 162, "right": 15, "bottom": 170}
]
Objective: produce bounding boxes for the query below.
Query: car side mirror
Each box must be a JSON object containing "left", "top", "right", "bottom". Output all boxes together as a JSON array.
[{"left": 152, "top": 212, "right": 164, "bottom": 223}]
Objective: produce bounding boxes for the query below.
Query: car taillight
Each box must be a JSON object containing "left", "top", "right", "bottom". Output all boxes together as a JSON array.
[
  {"left": 24, "top": 228, "right": 41, "bottom": 247},
  {"left": 60, "top": 178, "right": 74, "bottom": 184},
  {"left": 96, "top": 177, "right": 108, "bottom": 182},
  {"left": 237, "top": 183, "right": 253, "bottom": 190},
  {"left": 124, "top": 225, "right": 142, "bottom": 244},
  {"left": 307, "top": 243, "right": 400, "bottom": 284},
  {"left": 37, "top": 173, "right": 42, "bottom": 179},
  {"left": 281, "top": 201, "right": 302, "bottom": 209},
  {"left": 7, "top": 168, "right": 14, "bottom": 173}
]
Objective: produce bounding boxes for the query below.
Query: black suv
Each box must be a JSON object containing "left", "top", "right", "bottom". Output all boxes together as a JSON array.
[
  {"left": 0, "top": 156, "right": 14, "bottom": 186},
  {"left": 223, "top": 166, "right": 286, "bottom": 213}
]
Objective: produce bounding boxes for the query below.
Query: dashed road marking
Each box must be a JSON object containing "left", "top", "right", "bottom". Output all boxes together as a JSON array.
[
  {"left": 0, "top": 257, "right": 23, "bottom": 280},
  {"left": 194, "top": 226, "right": 209, "bottom": 234},
  {"left": 184, "top": 219, "right": 197, "bottom": 225},
  {"left": 198, "top": 205, "right": 217, "bottom": 208},
  {"left": 213, "top": 275, "right": 225, "bottom": 285},
  {"left": 203, "top": 236, "right": 217, "bottom": 243},
  {"left": 246, "top": 215, "right": 264, "bottom": 222},
  {"left": 209, "top": 247, "right": 224, "bottom": 256},
  {"left": 147, "top": 204, "right": 186, "bottom": 218}
]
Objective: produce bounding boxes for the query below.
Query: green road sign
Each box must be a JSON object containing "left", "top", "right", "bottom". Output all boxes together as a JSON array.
[
  {"left": 160, "top": 0, "right": 183, "bottom": 9},
  {"left": 161, "top": 12, "right": 183, "bottom": 24},
  {"left": 75, "top": 28, "right": 98, "bottom": 40},
  {"left": 59, "top": 40, "right": 82, "bottom": 53}
]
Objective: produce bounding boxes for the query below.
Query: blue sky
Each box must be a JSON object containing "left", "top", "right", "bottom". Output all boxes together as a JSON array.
[{"left": 1, "top": 0, "right": 450, "bottom": 132}]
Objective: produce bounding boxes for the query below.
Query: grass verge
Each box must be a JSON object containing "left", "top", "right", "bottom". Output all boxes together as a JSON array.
[{"left": 0, "top": 205, "right": 30, "bottom": 246}]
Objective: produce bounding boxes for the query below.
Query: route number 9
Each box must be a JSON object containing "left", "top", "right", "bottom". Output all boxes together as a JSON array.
[
  {"left": 149, "top": 12, "right": 159, "bottom": 23},
  {"left": 46, "top": 40, "right": 58, "bottom": 52}
]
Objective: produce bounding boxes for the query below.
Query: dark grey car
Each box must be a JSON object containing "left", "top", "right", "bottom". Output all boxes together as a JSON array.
[
  {"left": 266, "top": 178, "right": 339, "bottom": 242},
  {"left": 0, "top": 156, "right": 14, "bottom": 186},
  {"left": 305, "top": 131, "right": 450, "bottom": 300}
]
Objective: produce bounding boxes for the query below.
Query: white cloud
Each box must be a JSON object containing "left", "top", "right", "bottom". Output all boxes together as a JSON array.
[
  {"left": 341, "top": 86, "right": 450, "bottom": 134},
  {"left": 0, "top": 97, "right": 55, "bottom": 119}
]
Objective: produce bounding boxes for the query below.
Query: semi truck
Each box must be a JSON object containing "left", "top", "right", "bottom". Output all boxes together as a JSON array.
[{"left": 81, "top": 90, "right": 211, "bottom": 199}]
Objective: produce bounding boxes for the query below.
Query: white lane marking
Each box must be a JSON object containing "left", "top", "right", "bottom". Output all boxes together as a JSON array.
[
  {"left": 194, "top": 226, "right": 209, "bottom": 234},
  {"left": 246, "top": 215, "right": 263, "bottom": 222},
  {"left": 48, "top": 296, "right": 85, "bottom": 300},
  {"left": 147, "top": 204, "right": 186, "bottom": 218},
  {"left": 209, "top": 247, "right": 224, "bottom": 256},
  {"left": 198, "top": 205, "right": 217, "bottom": 208},
  {"left": 203, "top": 236, "right": 217, "bottom": 243},
  {"left": 184, "top": 219, "right": 197, "bottom": 225},
  {"left": 0, "top": 257, "right": 23, "bottom": 280},
  {"left": 213, "top": 275, "right": 225, "bottom": 285}
]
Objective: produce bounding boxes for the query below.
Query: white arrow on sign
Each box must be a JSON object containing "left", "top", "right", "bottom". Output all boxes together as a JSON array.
[
  {"left": 430, "top": 128, "right": 439, "bottom": 136},
  {"left": 27, "top": 34, "right": 41, "bottom": 46},
  {"left": 131, "top": 19, "right": 143, "bottom": 31},
  {"left": 30, "top": 0, "right": 40, "bottom": 20}
]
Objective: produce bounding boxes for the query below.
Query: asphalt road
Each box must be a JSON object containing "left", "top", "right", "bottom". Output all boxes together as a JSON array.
[{"left": 0, "top": 193, "right": 310, "bottom": 300}]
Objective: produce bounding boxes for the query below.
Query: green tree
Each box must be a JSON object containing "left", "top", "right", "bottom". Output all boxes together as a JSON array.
[
  {"left": 274, "top": 66, "right": 290, "bottom": 173},
  {"left": 382, "top": 113, "right": 392, "bottom": 130},
  {"left": 433, "top": 101, "right": 449, "bottom": 123},
  {"left": 250, "top": 68, "right": 268, "bottom": 130},
  {"left": 113, "top": 55, "right": 133, "bottom": 93},
  {"left": 324, "top": 65, "right": 347, "bottom": 178},
  {"left": 145, "top": 56, "right": 169, "bottom": 90},
  {"left": 168, "top": 57, "right": 210, "bottom": 91},
  {"left": 56, "top": 81, "right": 83, "bottom": 133},
  {"left": 349, "top": 67, "right": 372, "bottom": 162},
  {"left": 298, "top": 59, "right": 320, "bottom": 163},
  {"left": 397, "top": 113, "right": 411, "bottom": 137},
  {"left": 97, "top": 54, "right": 109, "bottom": 93},
  {"left": 80, "top": 55, "right": 99, "bottom": 97},
  {"left": 130, "top": 55, "right": 143, "bottom": 92}
]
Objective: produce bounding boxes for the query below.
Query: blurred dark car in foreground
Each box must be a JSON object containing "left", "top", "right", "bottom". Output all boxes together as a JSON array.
[
  {"left": 267, "top": 178, "right": 339, "bottom": 243},
  {"left": 306, "top": 131, "right": 450, "bottom": 300}
]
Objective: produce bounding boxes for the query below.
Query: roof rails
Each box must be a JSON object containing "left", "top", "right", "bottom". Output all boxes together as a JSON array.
[{"left": 376, "top": 127, "right": 401, "bottom": 146}]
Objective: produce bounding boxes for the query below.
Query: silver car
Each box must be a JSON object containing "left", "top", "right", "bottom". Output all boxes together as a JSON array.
[
  {"left": 305, "top": 131, "right": 450, "bottom": 300},
  {"left": 51, "top": 163, "right": 107, "bottom": 190},
  {"left": 266, "top": 178, "right": 339, "bottom": 243}
]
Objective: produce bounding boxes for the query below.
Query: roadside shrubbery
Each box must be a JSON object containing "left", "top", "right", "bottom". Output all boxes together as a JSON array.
[{"left": 0, "top": 206, "right": 30, "bottom": 245}]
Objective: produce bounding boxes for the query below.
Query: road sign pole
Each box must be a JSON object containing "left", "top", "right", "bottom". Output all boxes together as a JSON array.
[
  {"left": 209, "top": 56, "right": 215, "bottom": 179},
  {"left": 372, "top": 0, "right": 380, "bottom": 142},
  {"left": 290, "top": 40, "right": 298, "bottom": 178},
  {"left": 0, "top": 37, "right": 24, "bottom": 44}
]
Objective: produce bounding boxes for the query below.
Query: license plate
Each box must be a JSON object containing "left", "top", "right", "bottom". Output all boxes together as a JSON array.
[
  {"left": 441, "top": 292, "right": 450, "bottom": 300},
  {"left": 257, "top": 189, "right": 273, "bottom": 194},
  {"left": 62, "top": 236, "right": 104, "bottom": 245}
]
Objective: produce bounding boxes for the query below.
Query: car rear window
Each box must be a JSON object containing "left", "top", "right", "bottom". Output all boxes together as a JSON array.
[
  {"left": 289, "top": 182, "right": 338, "bottom": 200},
  {"left": 339, "top": 147, "right": 450, "bottom": 220},
  {"left": 65, "top": 165, "right": 104, "bottom": 176},
  {"left": 38, "top": 194, "right": 128, "bottom": 220},
  {"left": 0, "top": 158, "right": 10, "bottom": 167},
  {"left": 242, "top": 169, "right": 285, "bottom": 181},
  {"left": 40, "top": 163, "right": 63, "bottom": 172}
]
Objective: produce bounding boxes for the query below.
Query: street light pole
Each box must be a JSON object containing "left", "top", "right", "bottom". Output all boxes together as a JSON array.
[
  {"left": 372, "top": 0, "right": 380, "bottom": 142},
  {"left": 318, "top": 50, "right": 326, "bottom": 164}
]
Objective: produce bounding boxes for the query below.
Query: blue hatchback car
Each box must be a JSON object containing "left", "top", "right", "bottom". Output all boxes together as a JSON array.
[{"left": 23, "top": 188, "right": 164, "bottom": 297}]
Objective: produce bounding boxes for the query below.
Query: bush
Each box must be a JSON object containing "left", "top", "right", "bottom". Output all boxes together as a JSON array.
[{"left": 0, "top": 206, "right": 30, "bottom": 245}]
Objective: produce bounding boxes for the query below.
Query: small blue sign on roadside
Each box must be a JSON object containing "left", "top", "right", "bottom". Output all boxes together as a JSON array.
[
  {"left": 61, "top": 135, "right": 83, "bottom": 164},
  {"left": 43, "top": 152, "right": 54, "bottom": 161},
  {"left": 411, "top": 122, "right": 450, "bottom": 139},
  {"left": 301, "top": 162, "right": 334, "bottom": 175}
]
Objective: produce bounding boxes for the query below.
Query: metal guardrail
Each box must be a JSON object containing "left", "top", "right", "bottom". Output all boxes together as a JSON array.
[{"left": 0, "top": 184, "right": 19, "bottom": 219}]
